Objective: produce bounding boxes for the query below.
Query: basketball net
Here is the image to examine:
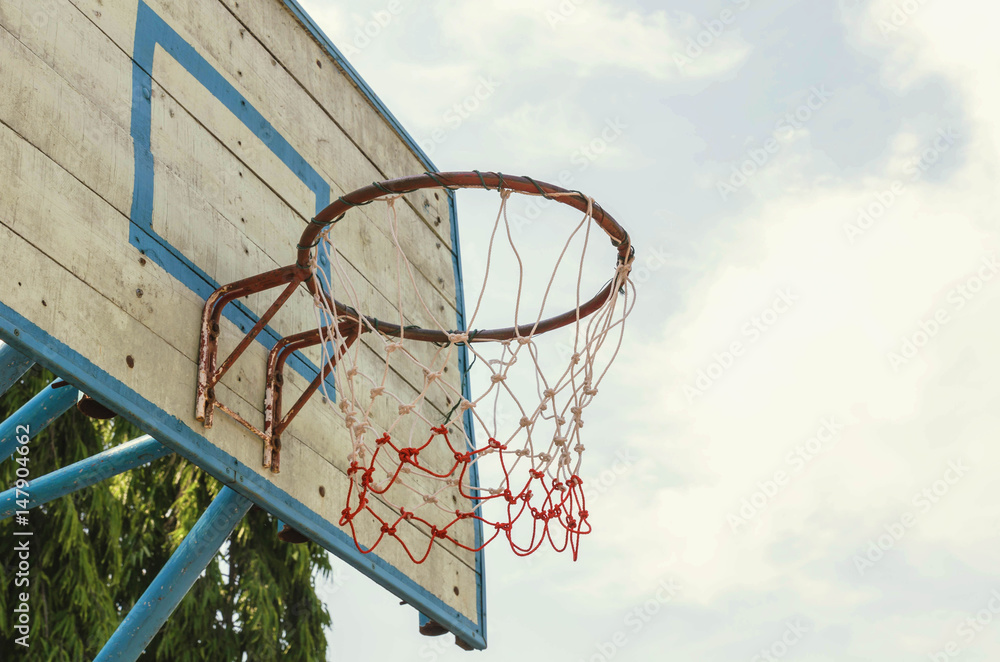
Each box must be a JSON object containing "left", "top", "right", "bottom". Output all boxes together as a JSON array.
[{"left": 308, "top": 187, "right": 634, "bottom": 562}]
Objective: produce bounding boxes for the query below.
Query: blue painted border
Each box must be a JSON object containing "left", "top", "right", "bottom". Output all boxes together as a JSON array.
[
  {"left": 130, "top": 1, "right": 332, "bottom": 390},
  {"left": 0, "top": 304, "right": 485, "bottom": 648}
]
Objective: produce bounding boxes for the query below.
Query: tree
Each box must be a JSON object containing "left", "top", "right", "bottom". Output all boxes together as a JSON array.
[{"left": 0, "top": 366, "right": 331, "bottom": 660}]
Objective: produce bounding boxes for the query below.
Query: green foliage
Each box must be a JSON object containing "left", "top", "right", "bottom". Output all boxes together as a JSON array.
[{"left": 0, "top": 367, "right": 331, "bottom": 660}]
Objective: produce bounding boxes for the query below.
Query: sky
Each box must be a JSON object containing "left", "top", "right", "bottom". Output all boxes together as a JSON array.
[{"left": 296, "top": 0, "right": 1000, "bottom": 659}]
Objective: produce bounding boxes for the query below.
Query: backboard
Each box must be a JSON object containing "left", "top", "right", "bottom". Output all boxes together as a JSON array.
[{"left": 0, "top": 0, "right": 485, "bottom": 649}]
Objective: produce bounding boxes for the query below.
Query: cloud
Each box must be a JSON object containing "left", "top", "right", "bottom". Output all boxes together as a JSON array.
[{"left": 435, "top": 0, "right": 693, "bottom": 82}]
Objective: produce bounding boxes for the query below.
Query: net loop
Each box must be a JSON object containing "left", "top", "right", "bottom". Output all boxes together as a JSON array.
[{"left": 308, "top": 173, "right": 633, "bottom": 563}]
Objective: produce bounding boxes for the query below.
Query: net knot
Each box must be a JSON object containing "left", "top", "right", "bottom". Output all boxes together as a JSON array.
[
  {"left": 552, "top": 480, "right": 566, "bottom": 491},
  {"left": 514, "top": 449, "right": 531, "bottom": 457},
  {"left": 398, "top": 447, "right": 419, "bottom": 463},
  {"left": 584, "top": 387, "right": 598, "bottom": 396},
  {"left": 574, "top": 444, "right": 586, "bottom": 453},
  {"left": 454, "top": 451, "right": 471, "bottom": 463},
  {"left": 459, "top": 399, "right": 475, "bottom": 411},
  {"left": 425, "top": 370, "right": 443, "bottom": 383},
  {"left": 490, "top": 373, "right": 506, "bottom": 384},
  {"left": 517, "top": 337, "right": 531, "bottom": 346},
  {"left": 487, "top": 438, "right": 506, "bottom": 450},
  {"left": 346, "top": 367, "right": 359, "bottom": 378},
  {"left": 494, "top": 522, "right": 511, "bottom": 532},
  {"left": 519, "top": 416, "right": 532, "bottom": 428},
  {"left": 447, "top": 332, "right": 469, "bottom": 344},
  {"left": 376, "top": 433, "right": 391, "bottom": 446},
  {"left": 553, "top": 436, "right": 567, "bottom": 446},
  {"left": 571, "top": 353, "right": 581, "bottom": 365},
  {"left": 529, "top": 469, "right": 544, "bottom": 479},
  {"left": 422, "top": 494, "right": 439, "bottom": 504},
  {"left": 431, "top": 526, "right": 449, "bottom": 539},
  {"left": 543, "top": 389, "right": 556, "bottom": 399},
  {"left": 556, "top": 416, "right": 566, "bottom": 426},
  {"left": 567, "top": 475, "right": 583, "bottom": 487},
  {"left": 398, "top": 404, "right": 415, "bottom": 415},
  {"left": 386, "top": 342, "right": 403, "bottom": 354},
  {"left": 446, "top": 478, "right": 461, "bottom": 487},
  {"left": 369, "top": 387, "right": 385, "bottom": 398},
  {"left": 537, "top": 453, "right": 553, "bottom": 463},
  {"left": 380, "top": 523, "right": 397, "bottom": 536}
]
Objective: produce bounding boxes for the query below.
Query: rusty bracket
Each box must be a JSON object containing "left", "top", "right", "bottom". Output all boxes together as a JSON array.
[
  {"left": 196, "top": 264, "right": 307, "bottom": 429},
  {"left": 196, "top": 261, "right": 362, "bottom": 473},
  {"left": 262, "top": 318, "right": 363, "bottom": 472}
]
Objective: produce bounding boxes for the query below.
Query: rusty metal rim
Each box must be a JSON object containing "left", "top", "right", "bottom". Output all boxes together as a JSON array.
[{"left": 299, "top": 171, "right": 633, "bottom": 344}]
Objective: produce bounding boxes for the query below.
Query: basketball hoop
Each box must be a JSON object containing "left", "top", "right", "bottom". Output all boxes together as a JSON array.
[{"left": 197, "top": 171, "right": 634, "bottom": 561}]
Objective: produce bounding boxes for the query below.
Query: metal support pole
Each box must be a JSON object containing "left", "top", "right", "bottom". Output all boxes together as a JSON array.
[
  {"left": 0, "top": 435, "right": 172, "bottom": 520},
  {"left": 0, "top": 342, "right": 34, "bottom": 395},
  {"left": 95, "top": 486, "right": 253, "bottom": 662},
  {"left": 0, "top": 379, "right": 79, "bottom": 463}
]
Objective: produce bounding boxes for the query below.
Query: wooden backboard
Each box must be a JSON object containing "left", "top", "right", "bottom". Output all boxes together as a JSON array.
[{"left": 0, "top": 0, "right": 484, "bottom": 648}]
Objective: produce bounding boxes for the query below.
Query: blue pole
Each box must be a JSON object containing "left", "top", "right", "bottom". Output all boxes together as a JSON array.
[
  {"left": 95, "top": 486, "right": 252, "bottom": 661},
  {"left": 0, "top": 342, "right": 34, "bottom": 395},
  {"left": 0, "top": 435, "right": 172, "bottom": 520},
  {"left": 0, "top": 379, "right": 79, "bottom": 463}
]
